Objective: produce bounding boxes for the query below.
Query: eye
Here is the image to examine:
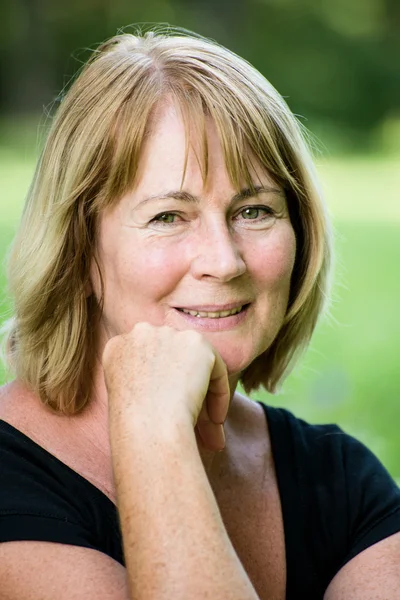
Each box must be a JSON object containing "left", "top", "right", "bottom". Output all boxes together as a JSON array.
[
  {"left": 150, "top": 212, "right": 181, "bottom": 225},
  {"left": 236, "top": 205, "right": 275, "bottom": 220}
]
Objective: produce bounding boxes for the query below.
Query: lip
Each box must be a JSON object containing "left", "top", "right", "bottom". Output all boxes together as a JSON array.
[
  {"left": 173, "top": 302, "right": 251, "bottom": 312},
  {"left": 173, "top": 303, "right": 251, "bottom": 332}
]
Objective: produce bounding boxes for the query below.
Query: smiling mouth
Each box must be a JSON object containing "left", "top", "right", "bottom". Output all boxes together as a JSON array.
[{"left": 176, "top": 304, "right": 249, "bottom": 319}]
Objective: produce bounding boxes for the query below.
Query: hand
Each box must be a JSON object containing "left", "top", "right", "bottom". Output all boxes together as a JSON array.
[{"left": 102, "top": 323, "right": 231, "bottom": 452}]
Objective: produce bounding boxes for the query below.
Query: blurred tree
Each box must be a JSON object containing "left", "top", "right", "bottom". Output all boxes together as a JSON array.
[
  {"left": 1, "top": 0, "right": 56, "bottom": 112},
  {"left": 0, "top": 0, "right": 398, "bottom": 149}
]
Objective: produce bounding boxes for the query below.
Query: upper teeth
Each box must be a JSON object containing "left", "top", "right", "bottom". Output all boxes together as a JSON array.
[{"left": 180, "top": 306, "right": 244, "bottom": 318}]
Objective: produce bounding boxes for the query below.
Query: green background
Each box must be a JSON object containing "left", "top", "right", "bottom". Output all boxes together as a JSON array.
[{"left": 0, "top": 0, "right": 399, "bottom": 480}]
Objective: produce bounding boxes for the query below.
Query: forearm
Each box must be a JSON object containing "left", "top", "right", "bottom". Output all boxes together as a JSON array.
[{"left": 110, "top": 410, "right": 259, "bottom": 600}]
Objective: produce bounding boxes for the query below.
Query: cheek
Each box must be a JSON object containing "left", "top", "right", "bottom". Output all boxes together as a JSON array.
[
  {"left": 102, "top": 240, "right": 188, "bottom": 302},
  {"left": 134, "top": 248, "right": 186, "bottom": 296},
  {"left": 251, "top": 225, "right": 296, "bottom": 290}
]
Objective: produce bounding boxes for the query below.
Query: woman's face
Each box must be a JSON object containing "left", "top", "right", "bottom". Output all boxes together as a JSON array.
[{"left": 92, "top": 102, "right": 296, "bottom": 380}]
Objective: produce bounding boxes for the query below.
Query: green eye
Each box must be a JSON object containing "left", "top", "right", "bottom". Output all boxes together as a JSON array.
[
  {"left": 240, "top": 206, "right": 273, "bottom": 220},
  {"left": 234, "top": 205, "right": 276, "bottom": 228},
  {"left": 241, "top": 207, "right": 261, "bottom": 219},
  {"left": 160, "top": 213, "right": 175, "bottom": 222},
  {"left": 153, "top": 213, "right": 177, "bottom": 224}
]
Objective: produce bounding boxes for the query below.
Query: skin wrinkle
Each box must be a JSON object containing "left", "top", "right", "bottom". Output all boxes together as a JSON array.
[
  {"left": 89, "top": 100, "right": 296, "bottom": 478},
  {"left": 92, "top": 107, "right": 295, "bottom": 372},
  {"left": 121, "top": 189, "right": 287, "bottom": 235},
  {"left": 130, "top": 185, "right": 285, "bottom": 210}
]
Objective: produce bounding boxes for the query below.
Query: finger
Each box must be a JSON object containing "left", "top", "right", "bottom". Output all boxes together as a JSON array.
[
  {"left": 206, "top": 350, "right": 230, "bottom": 425},
  {"left": 196, "top": 422, "right": 226, "bottom": 452},
  {"left": 196, "top": 401, "right": 223, "bottom": 451}
]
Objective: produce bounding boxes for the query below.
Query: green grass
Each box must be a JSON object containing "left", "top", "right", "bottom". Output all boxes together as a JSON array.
[{"left": 1, "top": 148, "right": 399, "bottom": 479}]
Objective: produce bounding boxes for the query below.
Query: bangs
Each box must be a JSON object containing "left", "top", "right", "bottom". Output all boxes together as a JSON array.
[
  {"left": 94, "top": 57, "right": 304, "bottom": 212},
  {"left": 98, "top": 85, "right": 260, "bottom": 207},
  {"left": 173, "top": 88, "right": 257, "bottom": 194},
  {"left": 90, "top": 67, "right": 163, "bottom": 213},
  {"left": 168, "top": 73, "right": 301, "bottom": 196}
]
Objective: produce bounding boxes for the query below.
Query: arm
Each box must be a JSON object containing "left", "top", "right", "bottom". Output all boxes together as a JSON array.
[
  {"left": 110, "top": 402, "right": 258, "bottom": 600},
  {"left": 104, "top": 323, "right": 260, "bottom": 600},
  {"left": 0, "top": 324, "right": 258, "bottom": 600},
  {"left": 323, "top": 425, "right": 400, "bottom": 599},
  {"left": 0, "top": 436, "right": 256, "bottom": 600},
  {"left": 324, "top": 532, "right": 400, "bottom": 599},
  {"left": 0, "top": 542, "right": 130, "bottom": 600}
]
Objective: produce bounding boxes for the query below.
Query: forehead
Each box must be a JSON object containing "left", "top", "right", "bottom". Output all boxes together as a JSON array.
[{"left": 132, "top": 100, "right": 276, "bottom": 197}]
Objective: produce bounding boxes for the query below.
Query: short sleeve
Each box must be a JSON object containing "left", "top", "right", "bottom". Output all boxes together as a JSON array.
[
  {"left": 0, "top": 513, "right": 97, "bottom": 548},
  {"left": 340, "top": 432, "right": 400, "bottom": 568},
  {"left": 0, "top": 420, "right": 124, "bottom": 565},
  {"left": 262, "top": 404, "right": 400, "bottom": 599}
]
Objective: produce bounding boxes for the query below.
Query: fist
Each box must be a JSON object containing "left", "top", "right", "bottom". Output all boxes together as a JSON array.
[{"left": 102, "top": 323, "right": 230, "bottom": 452}]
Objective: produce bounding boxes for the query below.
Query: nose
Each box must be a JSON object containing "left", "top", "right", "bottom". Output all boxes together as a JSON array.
[{"left": 189, "top": 218, "right": 247, "bottom": 282}]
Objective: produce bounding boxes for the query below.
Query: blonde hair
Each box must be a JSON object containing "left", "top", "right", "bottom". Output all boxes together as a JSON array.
[{"left": 4, "top": 27, "right": 332, "bottom": 413}]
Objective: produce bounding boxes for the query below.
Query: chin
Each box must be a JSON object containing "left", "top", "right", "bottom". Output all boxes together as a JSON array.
[{"left": 216, "top": 347, "right": 256, "bottom": 377}]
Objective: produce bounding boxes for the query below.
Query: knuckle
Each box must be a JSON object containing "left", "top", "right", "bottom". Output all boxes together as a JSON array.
[
  {"left": 182, "top": 329, "right": 204, "bottom": 344},
  {"left": 131, "top": 321, "right": 151, "bottom": 334},
  {"left": 159, "top": 325, "right": 174, "bottom": 335}
]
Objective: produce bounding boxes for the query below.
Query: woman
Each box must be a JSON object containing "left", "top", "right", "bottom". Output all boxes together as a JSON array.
[{"left": 0, "top": 28, "right": 399, "bottom": 599}]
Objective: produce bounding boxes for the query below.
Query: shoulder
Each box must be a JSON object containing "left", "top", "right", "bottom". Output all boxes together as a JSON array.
[
  {"left": 0, "top": 380, "right": 43, "bottom": 432},
  {"left": 261, "top": 402, "right": 377, "bottom": 481},
  {"left": 226, "top": 393, "right": 347, "bottom": 475},
  {"left": 263, "top": 403, "right": 400, "bottom": 523},
  {"left": 0, "top": 383, "right": 123, "bottom": 565},
  {"left": 263, "top": 404, "right": 400, "bottom": 586},
  {"left": 0, "top": 380, "right": 67, "bottom": 459},
  {"left": 0, "top": 540, "right": 129, "bottom": 600}
]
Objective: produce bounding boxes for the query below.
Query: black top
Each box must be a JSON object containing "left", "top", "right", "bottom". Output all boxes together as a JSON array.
[{"left": 1, "top": 404, "right": 400, "bottom": 599}]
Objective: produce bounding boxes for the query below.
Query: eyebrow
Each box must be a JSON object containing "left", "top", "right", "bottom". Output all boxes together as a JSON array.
[{"left": 136, "top": 185, "right": 285, "bottom": 208}]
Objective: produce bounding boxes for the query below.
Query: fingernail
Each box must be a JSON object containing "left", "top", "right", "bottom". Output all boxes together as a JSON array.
[{"left": 219, "top": 426, "right": 226, "bottom": 451}]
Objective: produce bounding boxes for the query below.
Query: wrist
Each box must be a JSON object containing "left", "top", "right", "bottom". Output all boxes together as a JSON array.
[{"left": 109, "top": 401, "right": 198, "bottom": 458}]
